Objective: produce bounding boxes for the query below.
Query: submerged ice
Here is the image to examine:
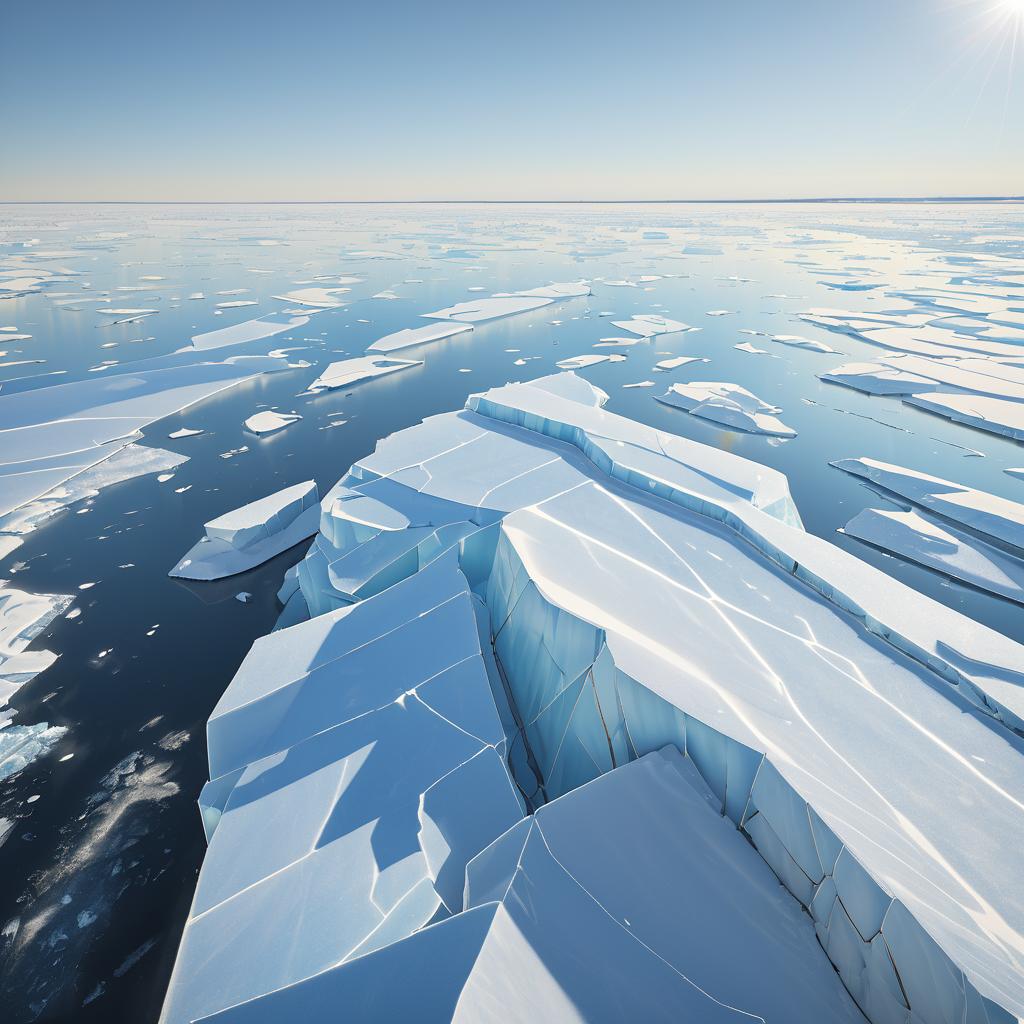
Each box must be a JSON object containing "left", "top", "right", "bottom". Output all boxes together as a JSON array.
[{"left": 164, "top": 373, "right": 1024, "bottom": 1024}]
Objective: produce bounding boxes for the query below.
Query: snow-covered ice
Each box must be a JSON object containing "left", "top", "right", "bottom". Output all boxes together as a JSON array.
[
  {"left": 367, "top": 322, "right": 473, "bottom": 353},
  {"left": 243, "top": 411, "right": 301, "bottom": 436},
  {"left": 169, "top": 480, "right": 320, "bottom": 580}
]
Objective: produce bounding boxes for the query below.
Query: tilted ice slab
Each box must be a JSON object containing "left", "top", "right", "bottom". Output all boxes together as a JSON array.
[
  {"left": 279, "top": 373, "right": 1024, "bottom": 1022},
  {"left": 160, "top": 557, "right": 525, "bottom": 1024},
  {"left": 270, "top": 287, "right": 349, "bottom": 308},
  {"left": 841, "top": 506, "right": 1024, "bottom": 606},
  {"left": 831, "top": 456, "right": 1024, "bottom": 554},
  {"left": 423, "top": 282, "right": 590, "bottom": 323},
  {"left": 771, "top": 334, "right": 839, "bottom": 354},
  {"left": 198, "top": 748, "right": 863, "bottom": 1023},
  {"left": 169, "top": 480, "right": 320, "bottom": 581},
  {"left": 657, "top": 381, "right": 797, "bottom": 437},
  {"left": 367, "top": 322, "right": 473, "bottom": 354},
  {"left": 305, "top": 355, "right": 421, "bottom": 393}
]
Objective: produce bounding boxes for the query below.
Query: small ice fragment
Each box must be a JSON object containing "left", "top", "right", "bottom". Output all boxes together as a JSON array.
[{"left": 243, "top": 411, "right": 302, "bottom": 436}]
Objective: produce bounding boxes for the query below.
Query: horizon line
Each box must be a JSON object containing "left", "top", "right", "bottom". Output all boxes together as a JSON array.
[{"left": 2, "top": 195, "right": 1023, "bottom": 206}]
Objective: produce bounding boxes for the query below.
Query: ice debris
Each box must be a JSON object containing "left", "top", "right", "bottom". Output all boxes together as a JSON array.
[{"left": 169, "top": 481, "right": 320, "bottom": 580}]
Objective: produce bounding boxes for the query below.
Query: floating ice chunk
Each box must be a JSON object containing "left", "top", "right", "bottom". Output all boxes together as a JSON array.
[
  {"left": 235, "top": 592, "right": 251, "bottom": 603},
  {"left": 510, "top": 281, "right": 591, "bottom": 299},
  {"left": 593, "top": 336, "right": 642, "bottom": 347},
  {"left": 189, "top": 312, "right": 310, "bottom": 351},
  {"left": 820, "top": 361, "right": 936, "bottom": 395},
  {"left": 657, "top": 381, "right": 797, "bottom": 437},
  {"left": 906, "top": 390, "right": 1024, "bottom": 442},
  {"left": 554, "top": 353, "right": 624, "bottom": 370},
  {"left": 306, "top": 355, "right": 421, "bottom": 393},
  {"left": 0, "top": 723, "right": 68, "bottom": 783},
  {"left": 734, "top": 341, "right": 768, "bottom": 354},
  {"left": 423, "top": 295, "right": 553, "bottom": 322},
  {"left": 831, "top": 456, "right": 1024, "bottom": 554},
  {"left": 367, "top": 322, "right": 473, "bottom": 354},
  {"left": 841, "top": 506, "right": 1024, "bottom": 605},
  {"left": 243, "top": 411, "right": 301, "bottom": 436},
  {"left": 771, "top": 334, "right": 838, "bottom": 353},
  {"left": 168, "top": 427, "right": 203, "bottom": 439},
  {"left": 216, "top": 300, "right": 258, "bottom": 309},
  {"left": 706, "top": 309, "right": 735, "bottom": 316},
  {"left": 169, "top": 481, "right": 320, "bottom": 580},
  {"left": 610, "top": 314, "right": 693, "bottom": 337},
  {"left": 623, "top": 380, "right": 656, "bottom": 388},
  {"left": 1007, "top": 468, "right": 1024, "bottom": 482},
  {"left": 655, "top": 356, "right": 702, "bottom": 370},
  {"left": 271, "top": 288, "right": 349, "bottom": 309}
]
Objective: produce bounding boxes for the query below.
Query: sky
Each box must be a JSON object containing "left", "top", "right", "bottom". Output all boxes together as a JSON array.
[{"left": 1, "top": 0, "right": 1022, "bottom": 201}]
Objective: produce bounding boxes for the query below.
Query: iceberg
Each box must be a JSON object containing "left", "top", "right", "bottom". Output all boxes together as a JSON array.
[
  {"left": 656, "top": 381, "right": 797, "bottom": 437},
  {"left": 306, "top": 355, "right": 421, "bottom": 393},
  {"left": 169, "top": 480, "right": 320, "bottom": 580},
  {"left": 166, "top": 374, "right": 1024, "bottom": 1024},
  {"left": 841, "top": 506, "right": 1024, "bottom": 605},
  {"left": 831, "top": 456, "right": 1024, "bottom": 554}
]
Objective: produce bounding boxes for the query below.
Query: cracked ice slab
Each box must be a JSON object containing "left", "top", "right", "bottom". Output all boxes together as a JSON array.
[
  {"left": 281, "top": 372, "right": 1024, "bottom": 1020},
  {"left": 831, "top": 456, "right": 1024, "bottom": 554},
  {"left": 656, "top": 381, "right": 797, "bottom": 437},
  {"left": 160, "top": 556, "right": 523, "bottom": 1024},
  {"left": 169, "top": 480, "right": 320, "bottom": 580},
  {"left": 841, "top": 506, "right": 1024, "bottom": 606},
  {"left": 198, "top": 749, "right": 863, "bottom": 1023},
  {"left": 305, "top": 355, "right": 421, "bottom": 393}
]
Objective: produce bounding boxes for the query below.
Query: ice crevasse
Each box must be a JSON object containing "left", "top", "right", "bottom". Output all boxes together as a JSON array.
[{"left": 163, "top": 372, "right": 1024, "bottom": 1024}]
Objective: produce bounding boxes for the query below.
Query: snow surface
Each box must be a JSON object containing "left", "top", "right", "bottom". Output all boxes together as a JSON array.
[{"left": 656, "top": 381, "right": 797, "bottom": 437}]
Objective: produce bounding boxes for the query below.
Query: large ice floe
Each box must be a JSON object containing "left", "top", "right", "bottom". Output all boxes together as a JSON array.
[
  {"left": 166, "top": 373, "right": 1024, "bottom": 1024},
  {"left": 423, "top": 282, "right": 591, "bottom": 323},
  {"left": 169, "top": 481, "right": 320, "bottom": 581}
]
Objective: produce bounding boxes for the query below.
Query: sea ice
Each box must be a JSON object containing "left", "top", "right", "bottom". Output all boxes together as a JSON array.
[
  {"left": 657, "top": 381, "right": 797, "bottom": 437},
  {"left": 771, "top": 334, "right": 838, "bottom": 353},
  {"left": 259, "top": 372, "right": 1024, "bottom": 1023},
  {"left": 306, "top": 355, "right": 421, "bottom": 393},
  {"left": 243, "top": 411, "right": 301, "bottom": 436},
  {"left": 270, "top": 288, "right": 349, "bottom": 309},
  {"left": 831, "top": 456, "right": 1024, "bottom": 554},
  {"left": 609, "top": 314, "right": 693, "bottom": 337},
  {"left": 554, "top": 353, "right": 624, "bottom": 370},
  {"left": 189, "top": 313, "right": 310, "bottom": 351},
  {"left": 367, "top": 322, "right": 473, "bottom": 354},
  {"left": 841, "top": 506, "right": 1024, "bottom": 605},
  {"left": 169, "top": 480, "right": 320, "bottom": 581}
]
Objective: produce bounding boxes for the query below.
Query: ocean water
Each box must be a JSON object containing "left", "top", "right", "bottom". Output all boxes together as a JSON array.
[{"left": 0, "top": 201, "right": 1022, "bottom": 1021}]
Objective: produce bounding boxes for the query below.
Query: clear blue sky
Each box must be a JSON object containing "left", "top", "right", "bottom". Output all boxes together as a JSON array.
[{"left": 2, "top": 0, "right": 1022, "bottom": 200}]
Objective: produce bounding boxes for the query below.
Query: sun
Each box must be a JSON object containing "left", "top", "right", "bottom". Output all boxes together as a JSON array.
[{"left": 1000, "top": 0, "right": 1024, "bottom": 15}]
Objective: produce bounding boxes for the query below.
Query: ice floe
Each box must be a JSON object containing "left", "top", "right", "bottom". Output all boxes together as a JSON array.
[
  {"left": 555, "top": 353, "right": 625, "bottom": 370},
  {"left": 243, "top": 411, "right": 301, "bottom": 436},
  {"left": 189, "top": 312, "right": 310, "bottom": 351},
  {"left": 169, "top": 480, "right": 320, "bottom": 580},
  {"left": 657, "top": 381, "right": 797, "bottom": 437},
  {"left": 609, "top": 314, "right": 693, "bottom": 337},
  {"left": 771, "top": 334, "right": 839, "bottom": 353},
  {"left": 841, "top": 506, "right": 1024, "bottom": 605},
  {"left": 423, "top": 282, "right": 590, "bottom": 324},
  {"left": 367, "top": 322, "right": 473, "bottom": 354},
  {"left": 831, "top": 456, "right": 1024, "bottom": 553},
  {"left": 306, "top": 355, "right": 422, "bottom": 393},
  {"left": 270, "top": 288, "right": 349, "bottom": 309}
]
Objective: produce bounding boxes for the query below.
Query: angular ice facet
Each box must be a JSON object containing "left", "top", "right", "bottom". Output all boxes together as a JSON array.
[{"left": 657, "top": 381, "right": 797, "bottom": 437}]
